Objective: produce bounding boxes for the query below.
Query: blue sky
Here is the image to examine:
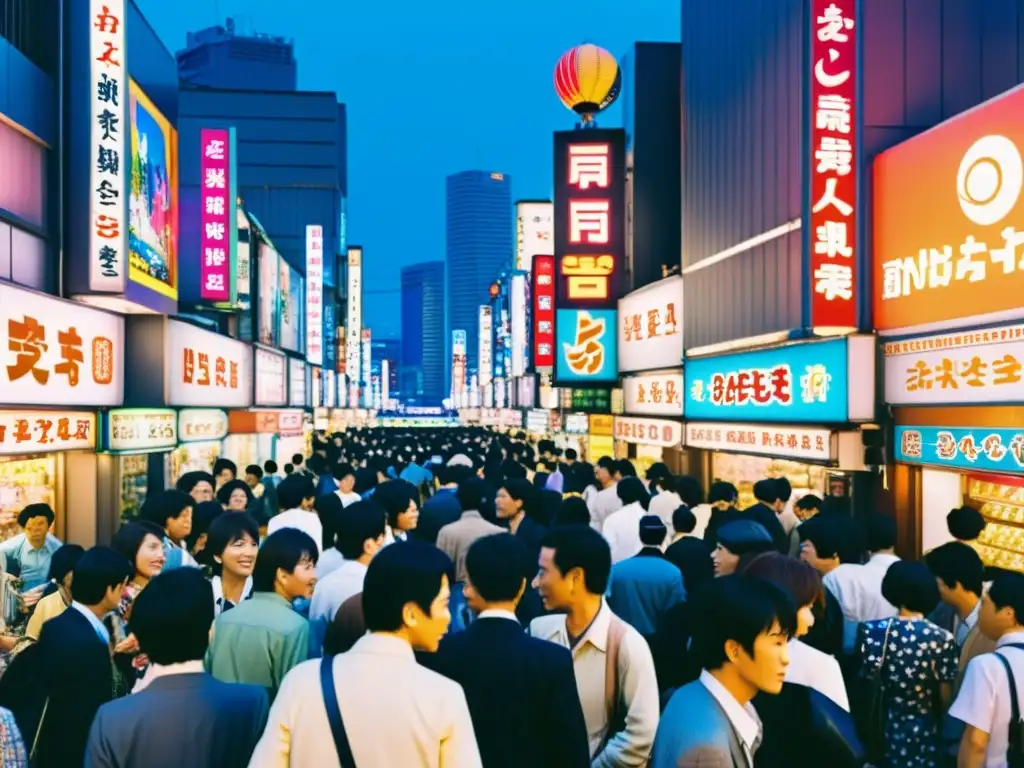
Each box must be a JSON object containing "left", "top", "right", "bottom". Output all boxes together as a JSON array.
[{"left": 138, "top": 0, "right": 680, "bottom": 338}]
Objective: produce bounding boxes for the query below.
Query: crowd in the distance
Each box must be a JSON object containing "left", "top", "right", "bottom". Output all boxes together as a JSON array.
[{"left": 0, "top": 427, "right": 1020, "bottom": 767}]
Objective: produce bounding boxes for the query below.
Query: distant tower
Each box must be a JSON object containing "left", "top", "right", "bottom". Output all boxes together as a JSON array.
[{"left": 177, "top": 19, "right": 298, "bottom": 91}]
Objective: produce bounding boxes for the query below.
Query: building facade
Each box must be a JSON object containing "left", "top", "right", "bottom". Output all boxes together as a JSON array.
[
  {"left": 176, "top": 19, "right": 297, "bottom": 92},
  {"left": 445, "top": 170, "right": 512, "bottom": 382},
  {"left": 401, "top": 261, "right": 445, "bottom": 404}
]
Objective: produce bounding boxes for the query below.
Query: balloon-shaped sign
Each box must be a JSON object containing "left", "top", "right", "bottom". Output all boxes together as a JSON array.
[{"left": 554, "top": 44, "right": 621, "bottom": 123}]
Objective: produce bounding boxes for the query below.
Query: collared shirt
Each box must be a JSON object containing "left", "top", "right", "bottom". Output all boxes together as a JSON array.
[
  {"left": 529, "top": 600, "right": 659, "bottom": 766},
  {"left": 477, "top": 608, "right": 519, "bottom": 623},
  {"left": 602, "top": 502, "right": 648, "bottom": 564},
  {"left": 211, "top": 575, "right": 253, "bottom": 617},
  {"left": 950, "top": 629, "right": 1024, "bottom": 768},
  {"left": 249, "top": 633, "right": 483, "bottom": 768},
  {"left": 132, "top": 659, "right": 205, "bottom": 693},
  {"left": 955, "top": 599, "right": 983, "bottom": 648},
  {"left": 267, "top": 508, "right": 324, "bottom": 554},
  {"left": 309, "top": 560, "right": 368, "bottom": 623},
  {"left": 317, "top": 548, "right": 345, "bottom": 579},
  {"left": 0, "top": 533, "right": 62, "bottom": 590},
  {"left": 162, "top": 537, "right": 199, "bottom": 571},
  {"left": 589, "top": 484, "right": 621, "bottom": 531},
  {"left": 699, "top": 669, "right": 761, "bottom": 766},
  {"left": 335, "top": 491, "right": 362, "bottom": 508},
  {"left": 648, "top": 490, "right": 682, "bottom": 539},
  {"left": 71, "top": 601, "right": 110, "bottom": 646},
  {"left": 823, "top": 552, "right": 900, "bottom": 653}
]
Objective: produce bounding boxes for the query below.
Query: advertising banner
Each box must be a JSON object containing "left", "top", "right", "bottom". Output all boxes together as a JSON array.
[
  {"left": 104, "top": 408, "right": 177, "bottom": 453},
  {"left": 896, "top": 425, "right": 1024, "bottom": 475},
  {"left": 478, "top": 306, "right": 493, "bottom": 387},
  {"left": 510, "top": 273, "right": 528, "bottom": 376},
  {"left": 289, "top": 357, "right": 307, "bottom": 408},
  {"left": 177, "top": 408, "right": 229, "bottom": 442},
  {"left": 0, "top": 411, "right": 96, "bottom": 455},
  {"left": 622, "top": 371, "right": 684, "bottom": 417},
  {"left": 258, "top": 242, "right": 279, "bottom": 346},
  {"left": 617, "top": 276, "right": 683, "bottom": 373},
  {"left": 167, "top": 320, "right": 253, "bottom": 408},
  {"left": 254, "top": 347, "right": 287, "bottom": 406},
  {"left": 686, "top": 422, "right": 834, "bottom": 462},
  {"left": 516, "top": 201, "right": 553, "bottom": 271},
  {"left": 199, "top": 127, "right": 237, "bottom": 303},
  {"left": 555, "top": 309, "right": 618, "bottom": 384},
  {"left": 347, "top": 248, "right": 362, "bottom": 383},
  {"left": 613, "top": 416, "right": 684, "bottom": 448},
  {"left": 306, "top": 225, "right": 324, "bottom": 365},
  {"left": 532, "top": 255, "right": 556, "bottom": 370}
]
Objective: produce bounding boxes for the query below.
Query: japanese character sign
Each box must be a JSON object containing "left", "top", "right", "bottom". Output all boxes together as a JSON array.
[
  {"left": 556, "top": 309, "right": 618, "bottom": 383},
  {"left": 200, "top": 128, "right": 235, "bottom": 303},
  {"left": 896, "top": 426, "right": 1024, "bottom": 475},
  {"left": 306, "top": 225, "right": 324, "bottom": 365},
  {"left": 0, "top": 412, "right": 97, "bottom": 456},
  {"left": 88, "top": 0, "right": 127, "bottom": 292},
  {"left": 532, "top": 256, "right": 556, "bottom": 369},
  {"left": 617, "top": 276, "right": 684, "bottom": 372},
  {"left": 168, "top": 320, "right": 252, "bottom": 408},
  {"left": 809, "top": 0, "right": 858, "bottom": 327},
  {"left": 623, "top": 372, "right": 685, "bottom": 417},
  {"left": 686, "top": 422, "right": 834, "bottom": 462}
]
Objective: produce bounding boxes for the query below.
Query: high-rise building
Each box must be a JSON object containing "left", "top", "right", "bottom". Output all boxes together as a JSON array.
[
  {"left": 371, "top": 338, "right": 401, "bottom": 395},
  {"left": 401, "top": 261, "right": 445, "bottom": 404},
  {"left": 177, "top": 19, "right": 297, "bottom": 91},
  {"left": 445, "top": 170, "right": 512, "bottom": 385}
]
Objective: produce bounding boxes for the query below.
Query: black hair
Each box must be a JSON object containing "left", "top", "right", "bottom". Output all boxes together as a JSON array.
[
  {"left": 708, "top": 481, "right": 738, "bottom": 505},
  {"left": 865, "top": 514, "right": 897, "bottom": 552},
  {"left": 264, "top": 460, "right": 279, "bottom": 474},
  {"left": 111, "top": 521, "right": 166, "bottom": 569},
  {"left": 307, "top": 454, "right": 327, "bottom": 476},
  {"left": 881, "top": 561, "right": 939, "bottom": 614},
  {"left": 336, "top": 501, "right": 387, "bottom": 559},
  {"left": 799, "top": 514, "right": 862, "bottom": 563},
  {"left": 314, "top": 492, "right": 346, "bottom": 549},
  {"left": 456, "top": 478, "right": 487, "bottom": 512},
  {"left": 353, "top": 467, "right": 378, "bottom": 494},
  {"left": 129, "top": 568, "right": 214, "bottom": 665},
  {"left": 374, "top": 480, "right": 418, "bottom": 528},
  {"left": 775, "top": 477, "right": 793, "bottom": 503},
  {"left": 555, "top": 497, "right": 592, "bottom": 527},
  {"left": 564, "top": 448, "right": 578, "bottom": 460},
  {"left": 616, "top": 476, "right": 650, "bottom": 509},
  {"left": 277, "top": 473, "right": 316, "bottom": 511},
  {"left": 616, "top": 459, "right": 637, "bottom": 478},
  {"left": 205, "top": 513, "right": 260, "bottom": 575},
  {"left": 245, "top": 464, "right": 263, "bottom": 480},
  {"left": 466, "top": 533, "right": 530, "bottom": 603},
  {"left": 753, "top": 479, "right": 780, "bottom": 505},
  {"left": 175, "top": 471, "right": 214, "bottom": 495},
  {"left": 540, "top": 525, "right": 612, "bottom": 595},
  {"left": 672, "top": 505, "right": 697, "bottom": 535},
  {"left": 947, "top": 506, "right": 987, "bottom": 541},
  {"left": 820, "top": 495, "right": 850, "bottom": 517},
  {"left": 332, "top": 462, "right": 356, "bottom": 482},
  {"left": 718, "top": 520, "right": 776, "bottom": 558},
  {"left": 596, "top": 456, "right": 617, "bottom": 473},
  {"left": 362, "top": 541, "right": 454, "bottom": 632},
  {"left": 925, "top": 541, "right": 985, "bottom": 597},
  {"left": 795, "top": 494, "right": 823, "bottom": 512},
  {"left": 216, "top": 479, "right": 254, "bottom": 509},
  {"left": 47, "top": 544, "right": 85, "bottom": 583},
  {"left": 17, "top": 502, "right": 54, "bottom": 528},
  {"left": 639, "top": 515, "right": 667, "bottom": 547},
  {"left": 212, "top": 458, "right": 237, "bottom": 479},
  {"left": 252, "top": 528, "right": 319, "bottom": 592},
  {"left": 690, "top": 575, "right": 797, "bottom": 670},
  {"left": 988, "top": 572, "right": 1024, "bottom": 627},
  {"left": 70, "top": 546, "right": 133, "bottom": 605},
  {"left": 284, "top": 463, "right": 294, "bottom": 475},
  {"left": 291, "top": 453, "right": 305, "bottom": 466},
  {"left": 742, "top": 552, "right": 822, "bottom": 609},
  {"left": 185, "top": 500, "right": 224, "bottom": 554},
  {"left": 674, "top": 476, "right": 703, "bottom": 508},
  {"left": 140, "top": 489, "right": 193, "bottom": 529}
]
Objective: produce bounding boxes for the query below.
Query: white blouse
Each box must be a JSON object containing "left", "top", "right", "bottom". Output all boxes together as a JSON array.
[
  {"left": 211, "top": 575, "right": 253, "bottom": 618},
  {"left": 785, "top": 637, "right": 850, "bottom": 712}
]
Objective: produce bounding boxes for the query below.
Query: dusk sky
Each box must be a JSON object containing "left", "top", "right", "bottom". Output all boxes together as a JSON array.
[{"left": 138, "top": 0, "right": 680, "bottom": 338}]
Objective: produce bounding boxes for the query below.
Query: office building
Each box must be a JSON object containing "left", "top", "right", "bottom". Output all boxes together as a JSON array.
[
  {"left": 401, "top": 261, "right": 445, "bottom": 404},
  {"left": 371, "top": 338, "right": 401, "bottom": 395},
  {"left": 177, "top": 19, "right": 297, "bottom": 91},
  {"left": 445, "top": 170, "right": 512, "bottom": 384}
]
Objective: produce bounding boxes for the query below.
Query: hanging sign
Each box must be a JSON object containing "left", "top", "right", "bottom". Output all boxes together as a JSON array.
[
  {"left": 686, "top": 422, "right": 834, "bottom": 462},
  {"left": 0, "top": 411, "right": 96, "bottom": 455},
  {"left": 896, "top": 425, "right": 1024, "bottom": 475},
  {"left": 105, "top": 408, "right": 177, "bottom": 452}
]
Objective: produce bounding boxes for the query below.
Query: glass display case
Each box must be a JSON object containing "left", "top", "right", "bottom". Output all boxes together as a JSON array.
[
  {"left": 711, "top": 452, "right": 831, "bottom": 510},
  {"left": 168, "top": 441, "right": 222, "bottom": 485},
  {"left": 968, "top": 476, "right": 1024, "bottom": 572},
  {"left": 119, "top": 454, "right": 150, "bottom": 523},
  {"left": 0, "top": 456, "right": 57, "bottom": 543}
]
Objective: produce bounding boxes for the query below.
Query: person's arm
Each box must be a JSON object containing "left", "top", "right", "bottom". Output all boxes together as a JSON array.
[
  {"left": 545, "top": 650, "right": 592, "bottom": 768},
  {"left": 950, "top": 657, "right": 998, "bottom": 768},
  {"left": 439, "top": 687, "right": 483, "bottom": 768},
  {"left": 274, "top": 622, "right": 310, "bottom": 688},
  {"left": 592, "top": 630, "right": 660, "bottom": 768},
  {"left": 958, "top": 724, "right": 989, "bottom": 768}
]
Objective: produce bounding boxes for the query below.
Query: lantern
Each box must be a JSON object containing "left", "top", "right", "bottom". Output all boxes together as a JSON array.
[{"left": 554, "top": 44, "right": 621, "bottom": 124}]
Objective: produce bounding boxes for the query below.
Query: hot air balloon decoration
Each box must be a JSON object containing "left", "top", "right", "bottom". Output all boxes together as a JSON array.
[{"left": 554, "top": 44, "right": 621, "bottom": 126}]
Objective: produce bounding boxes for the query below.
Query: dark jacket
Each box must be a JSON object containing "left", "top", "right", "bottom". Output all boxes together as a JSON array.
[
  {"left": 35, "top": 607, "right": 116, "bottom": 767},
  {"left": 753, "top": 682, "right": 864, "bottom": 768},
  {"left": 418, "top": 616, "right": 591, "bottom": 768},
  {"left": 412, "top": 487, "right": 461, "bottom": 545},
  {"left": 663, "top": 536, "right": 714, "bottom": 595},
  {"left": 85, "top": 672, "right": 268, "bottom": 768},
  {"left": 743, "top": 503, "right": 790, "bottom": 554},
  {"left": 703, "top": 507, "right": 743, "bottom": 550}
]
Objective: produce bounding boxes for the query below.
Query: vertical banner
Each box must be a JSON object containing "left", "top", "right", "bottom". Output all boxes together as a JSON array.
[
  {"left": 89, "top": 0, "right": 128, "bottom": 292},
  {"left": 337, "top": 325, "right": 346, "bottom": 375},
  {"left": 361, "top": 329, "right": 372, "bottom": 407},
  {"left": 532, "top": 254, "right": 556, "bottom": 370},
  {"left": 200, "top": 128, "right": 235, "bottom": 302},
  {"left": 451, "top": 330, "right": 467, "bottom": 402},
  {"left": 478, "top": 306, "right": 493, "bottom": 387},
  {"left": 305, "top": 225, "right": 324, "bottom": 365},
  {"left": 510, "top": 273, "right": 528, "bottom": 376},
  {"left": 347, "top": 248, "right": 362, "bottom": 388},
  {"left": 382, "top": 359, "right": 390, "bottom": 407},
  {"left": 515, "top": 201, "right": 553, "bottom": 271},
  {"left": 809, "top": 0, "right": 858, "bottom": 328}
]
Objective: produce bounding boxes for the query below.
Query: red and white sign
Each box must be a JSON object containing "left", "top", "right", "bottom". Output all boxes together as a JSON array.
[
  {"left": 306, "top": 225, "right": 324, "bottom": 365},
  {"left": 613, "top": 416, "right": 683, "bottom": 448},
  {"left": 533, "top": 255, "right": 556, "bottom": 368},
  {"left": 809, "top": 0, "right": 858, "bottom": 328},
  {"left": 617, "top": 276, "right": 683, "bottom": 373},
  {"left": 622, "top": 371, "right": 684, "bottom": 417},
  {"left": 686, "top": 422, "right": 834, "bottom": 462},
  {"left": 0, "top": 411, "right": 96, "bottom": 456},
  {"left": 166, "top": 320, "right": 253, "bottom": 408},
  {"left": 177, "top": 409, "right": 229, "bottom": 442},
  {"left": 200, "top": 128, "right": 232, "bottom": 301}
]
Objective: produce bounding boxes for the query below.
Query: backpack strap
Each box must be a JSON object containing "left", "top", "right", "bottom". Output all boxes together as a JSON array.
[
  {"left": 320, "top": 655, "right": 357, "bottom": 768},
  {"left": 604, "top": 615, "right": 627, "bottom": 732}
]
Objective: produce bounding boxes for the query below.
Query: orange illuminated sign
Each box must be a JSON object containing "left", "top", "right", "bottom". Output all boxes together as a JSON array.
[{"left": 874, "top": 83, "right": 1024, "bottom": 332}]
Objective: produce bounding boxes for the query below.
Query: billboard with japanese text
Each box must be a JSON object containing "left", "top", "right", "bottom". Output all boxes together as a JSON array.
[
  {"left": 555, "top": 309, "right": 618, "bottom": 384},
  {"left": 532, "top": 255, "right": 556, "bottom": 370},
  {"left": 199, "top": 128, "right": 237, "bottom": 303}
]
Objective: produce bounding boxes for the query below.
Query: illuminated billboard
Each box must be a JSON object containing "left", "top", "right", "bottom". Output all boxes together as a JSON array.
[
  {"left": 515, "top": 201, "right": 553, "bottom": 271},
  {"left": 347, "top": 248, "right": 362, "bottom": 385},
  {"left": 510, "top": 273, "right": 528, "bottom": 377},
  {"left": 198, "top": 128, "right": 238, "bottom": 304}
]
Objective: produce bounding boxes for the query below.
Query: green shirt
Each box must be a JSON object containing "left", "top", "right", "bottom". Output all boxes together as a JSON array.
[{"left": 205, "top": 592, "right": 309, "bottom": 698}]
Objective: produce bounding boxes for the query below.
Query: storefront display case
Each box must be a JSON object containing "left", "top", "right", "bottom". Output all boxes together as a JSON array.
[
  {"left": 964, "top": 475, "right": 1024, "bottom": 572},
  {"left": 0, "top": 456, "right": 57, "bottom": 542},
  {"left": 711, "top": 452, "right": 836, "bottom": 510}
]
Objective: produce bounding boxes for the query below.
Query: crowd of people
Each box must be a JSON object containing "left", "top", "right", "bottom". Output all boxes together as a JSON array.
[{"left": 0, "top": 426, "right": 1020, "bottom": 767}]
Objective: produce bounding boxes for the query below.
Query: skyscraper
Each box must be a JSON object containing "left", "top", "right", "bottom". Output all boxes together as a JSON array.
[
  {"left": 401, "top": 262, "right": 445, "bottom": 404},
  {"left": 445, "top": 171, "right": 512, "bottom": 385},
  {"left": 177, "top": 19, "right": 297, "bottom": 91}
]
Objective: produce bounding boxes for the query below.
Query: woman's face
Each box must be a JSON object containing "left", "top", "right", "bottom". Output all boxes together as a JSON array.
[
  {"left": 136, "top": 534, "right": 167, "bottom": 579},
  {"left": 712, "top": 544, "right": 740, "bottom": 577},
  {"left": 217, "top": 533, "right": 258, "bottom": 578},
  {"left": 396, "top": 499, "right": 419, "bottom": 531},
  {"left": 796, "top": 602, "right": 816, "bottom": 637},
  {"left": 495, "top": 487, "right": 520, "bottom": 519},
  {"left": 190, "top": 481, "right": 214, "bottom": 504},
  {"left": 227, "top": 488, "right": 249, "bottom": 511},
  {"left": 279, "top": 556, "right": 317, "bottom": 600}
]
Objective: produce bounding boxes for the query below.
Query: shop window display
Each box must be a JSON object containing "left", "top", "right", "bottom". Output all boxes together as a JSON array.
[
  {"left": 966, "top": 476, "right": 1024, "bottom": 572},
  {"left": 119, "top": 454, "right": 149, "bottom": 523},
  {"left": 0, "top": 456, "right": 56, "bottom": 542},
  {"left": 711, "top": 453, "right": 829, "bottom": 510},
  {"left": 169, "top": 442, "right": 221, "bottom": 486}
]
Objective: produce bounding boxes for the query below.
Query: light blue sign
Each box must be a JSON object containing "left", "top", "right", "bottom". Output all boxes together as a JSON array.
[
  {"left": 685, "top": 339, "right": 850, "bottom": 423},
  {"left": 895, "top": 426, "right": 1024, "bottom": 474},
  {"left": 555, "top": 309, "right": 618, "bottom": 384}
]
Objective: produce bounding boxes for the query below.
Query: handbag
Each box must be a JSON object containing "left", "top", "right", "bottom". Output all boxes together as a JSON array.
[
  {"left": 320, "top": 655, "right": 357, "bottom": 768},
  {"left": 865, "top": 618, "right": 895, "bottom": 761},
  {"left": 994, "top": 643, "right": 1024, "bottom": 768}
]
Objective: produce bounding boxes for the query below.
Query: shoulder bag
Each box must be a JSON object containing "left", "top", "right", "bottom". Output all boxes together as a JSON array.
[
  {"left": 320, "top": 655, "right": 357, "bottom": 768},
  {"left": 597, "top": 615, "right": 627, "bottom": 755},
  {"left": 865, "top": 618, "right": 894, "bottom": 762}
]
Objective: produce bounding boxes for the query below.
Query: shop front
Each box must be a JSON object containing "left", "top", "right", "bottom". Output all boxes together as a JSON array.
[
  {"left": 99, "top": 408, "right": 177, "bottom": 521},
  {"left": 227, "top": 409, "right": 306, "bottom": 468},
  {"left": 587, "top": 414, "right": 615, "bottom": 464},
  {"left": 173, "top": 409, "right": 229, "bottom": 481},
  {"left": 223, "top": 346, "right": 287, "bottom": 466},
  {"left": 288, "top": 357, "right": 308, "bottom": 411},
  {"left": 0, "top": 283, "right": 125, "bottom": 545},
  {"left": 683, "top": 336, "right": 875, "bottom": 510},
  {"left": 525, "top": 409, "right": 550, "bottom": 436},
  {"left": 621, "top": 370, "right": 686, "bottom": 474},
  {"left": 613, "top": 416, "right": 685, "bottom": 476}
]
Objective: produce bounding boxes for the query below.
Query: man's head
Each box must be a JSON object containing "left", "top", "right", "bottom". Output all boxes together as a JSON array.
[
  {"left": 212, "top": 458, "right": 237, "bottom": 489},
  {"left": 708, "top": 481, "right": 739, "bottom": 510},
  {"left": 206, "top": 512, "right": 259, "bottom": 579},
  {"left": 639, "top": 515, "right": 667, "bottom": 548},
  {"left": 799, "top": 514, "right": 860, "bottom": 574},
  {"left": 690, "top": 575, "right": 796, "bottom": 696},
  {"left": 463, "top": 534, "right": 530, "bottom": 613},
  {"left": 615, "top": 459, "right": 636, "bottom": 481},
  {"left": 752, "top": 479, "right": 782, "bottom": 513},
  {"left": 140, "top": 490, "right": 194, "bottom": 542},
  {"left": 564, "top": 448, "right": 578, "bottom": 464},
  {"left": 672, "top": 505, "right": 697, "bottom": 537},
  {"left": 252, "top": 528, "right": 319, "bottom": 600},
  {"left": 263, "top": 460, "right": 279, "bottom": 476},
  {"left": 333, "top": 462, "right": 357, "bottom": 493},
  {"left": 865, "top": 514, "right": 897, "bottom": 554},
  {"left": 947, "top": 505, "right": 987, "bottom": 543},
  {"left": 336, "top": 501, "right": 387, "bottom": 561},
  {"left": 674, "top": 476, "right": 703, "bottom": 508},
  {"left": 277, "top": 473, "right": 316, "bottom": 512},
  {"left": 980, "top": 572, "right": 1024, "bottom": 641},
  {"left": 244, "top": 465, "right": 263, "bottom": 489},
  {"left": 533, "top": 525, "right": 611, "bottom": 611},
  {"left": 71, "top": 546, "right": 134, "bottom": 613},
  {"left": 18, "top": 503, "right": 54, "bottom": 548},
  {"left": 456, "top": 478, "right": 487, "bottom": 513},
  {"left": 794, "top": 494, "right": 822, "bottom": 522},
  {"left": 362, "top": 541, "right": 454, "bottom": 652},
  {"left": 925, "top": 541, "right": 985, "bottom": 606},
  {"left": 713, "top": 520, "right": 774, "bottom": 577},
  {"left": 176, "top": 471, "right": 215, "bottom": 504},
  {"left": 130, "top": 568, "right": 214, "bottom": 665},
  {"left": 291, "top": 453, "right": 305, "bottom": 468},
  {"left": 595, "top": 457, "right": 617, "bottom": 487}
]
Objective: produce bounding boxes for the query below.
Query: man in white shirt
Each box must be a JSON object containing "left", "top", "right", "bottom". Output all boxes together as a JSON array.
[
  {"left": 651, "top": 575, "right": 794, "bottom": 768},
  {"left": 333, "top": 463, "right": 362, "bottom": 507},
  {"left": 529, "top": 525, "right": 659, "bottom": 767},
  {"left": 589, "top": 457, "right": 622, "bottom": 531},
  {"left": 267, "top": 474, "right": 323, "bottom": 554},
  {"left": 822, "top": 514, "right": 900, "bottom": 653},
  {"left": 250, "top": 541, "right": 483, "bottom": 767},
  {"left": 602, "top": 477, "right": 652, "bottom": 564},
  {"left": 951, "top": 572, "right": 1024, "bottom": 768}
]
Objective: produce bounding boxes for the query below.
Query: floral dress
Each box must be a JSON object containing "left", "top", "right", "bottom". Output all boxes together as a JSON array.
[
  {"left": 0, "top": 706, "right": 27, "bottom": 767},
  {"left": 105, "top": 581, "right": 146, "bottom": 697},
  {"left": 857, "top": 617, "right": 958, "bottom": 768}
]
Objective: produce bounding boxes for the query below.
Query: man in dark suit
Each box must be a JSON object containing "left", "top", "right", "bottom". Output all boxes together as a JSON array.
[
  {"left": 419, "top": 534, "right": 591, "bottom": 768},
  {"left": 35, "top": 546, "right": 133, "bottom": 768},
  {"left": 86, "top": 567, "right": 268, "bottom": 768},
  {"left": 743, "top": 479, "right": 790, "bottom": 554}
]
